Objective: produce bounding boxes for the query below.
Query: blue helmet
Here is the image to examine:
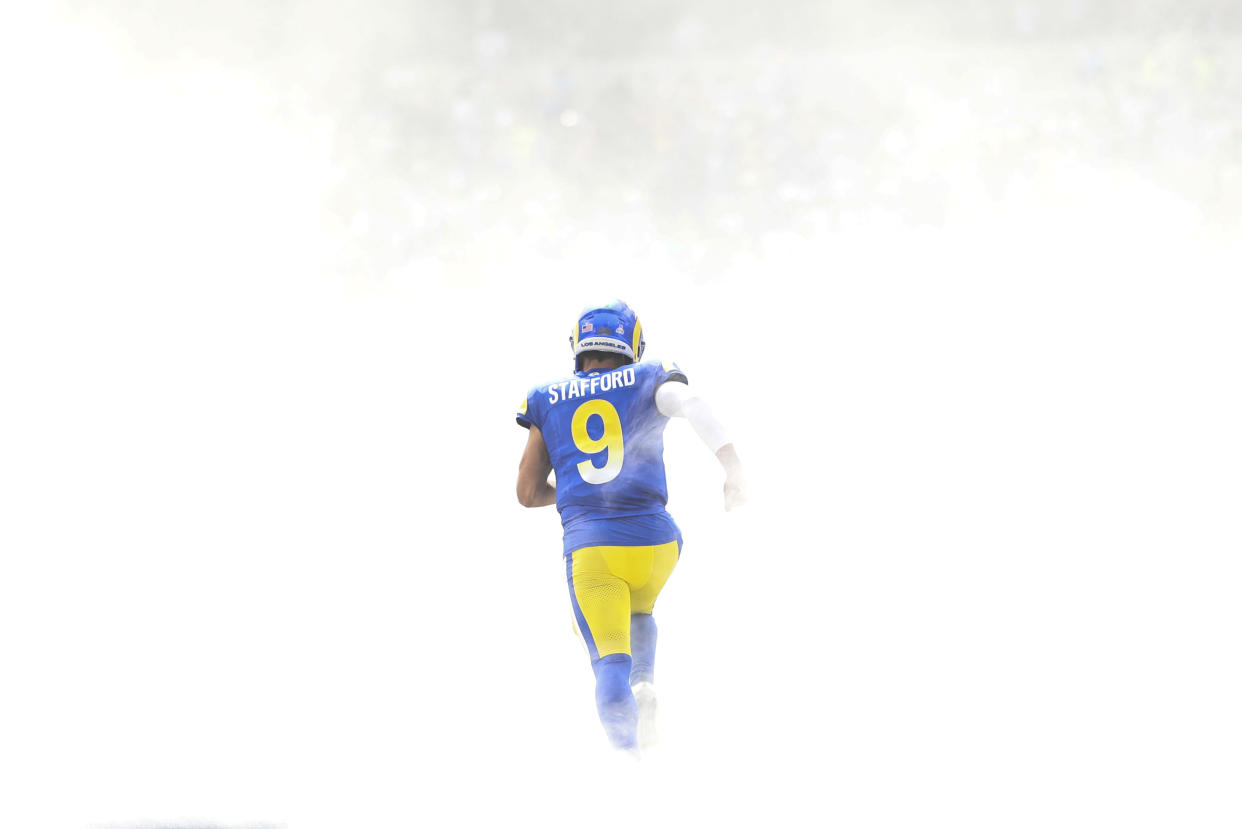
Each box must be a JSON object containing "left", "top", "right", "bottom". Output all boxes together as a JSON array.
[{"left": 569, "top": 300, "right": 645, "bottom": 371}]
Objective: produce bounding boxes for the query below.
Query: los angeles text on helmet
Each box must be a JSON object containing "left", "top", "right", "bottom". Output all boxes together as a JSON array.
[{"left": 547, "top": 367, "right": 637, "bottom": 406}]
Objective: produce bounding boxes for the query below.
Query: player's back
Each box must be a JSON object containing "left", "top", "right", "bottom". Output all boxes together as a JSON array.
[{"left": 517, "top": 360, "right": 687, "bottom": 524}]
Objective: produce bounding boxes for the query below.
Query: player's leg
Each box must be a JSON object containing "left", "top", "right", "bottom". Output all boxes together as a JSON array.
[
  {"left": 629, "top": 614, "right": 660, "bottom": 750},
  {"left": 627, "top": 539, "right": 679, "bottom": 678},
  {"left": 566, "top": 547, "right": 638, "bottom": 750},
  {"left": 630, "top": 613, "right": 657, "bottom": 686},
  {"left": 592, "top": 654, "right": 636, "bottom": 752},
  {"left": 626, "top": 539, "right": 679, "bottom": 749}
]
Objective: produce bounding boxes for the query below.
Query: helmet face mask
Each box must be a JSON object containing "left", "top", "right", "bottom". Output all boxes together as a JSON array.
[{"left": 570, "top": 300, "right": 645, "bottom": 372}]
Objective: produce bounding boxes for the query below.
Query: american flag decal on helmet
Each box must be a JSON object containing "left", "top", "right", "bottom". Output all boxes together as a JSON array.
[{"left": 581, "top": 321, "right": 593, "bottom": 333}]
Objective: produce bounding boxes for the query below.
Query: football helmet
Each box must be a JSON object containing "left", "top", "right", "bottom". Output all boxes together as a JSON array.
[{"left": 569, "top": 300, "right": 645, "bottom": 371}]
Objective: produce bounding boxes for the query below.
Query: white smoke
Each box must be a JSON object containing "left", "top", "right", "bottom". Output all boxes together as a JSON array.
[{"left": 1, "top": 3, "right": 1238, "bottom": 828}]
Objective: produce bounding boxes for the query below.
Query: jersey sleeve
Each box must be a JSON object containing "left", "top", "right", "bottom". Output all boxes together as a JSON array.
[
  {"left": 654, "top": 358, "right": 688, "bottom": 386},
  {"left": 516, "top": 387, "right": 541, "bottom": 429}
]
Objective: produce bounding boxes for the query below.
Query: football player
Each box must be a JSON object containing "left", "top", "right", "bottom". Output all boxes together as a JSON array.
[{"left": 516, "top": 300, "right": 746, "bottom": 753}]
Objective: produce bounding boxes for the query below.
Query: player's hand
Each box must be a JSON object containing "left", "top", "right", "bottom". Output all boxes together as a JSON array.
[
  {"left": 723, "top": 472, "right": 748, "bottom": 511},
  {"left": 715, "top": 444, "right": 747, "bottom": 511}
]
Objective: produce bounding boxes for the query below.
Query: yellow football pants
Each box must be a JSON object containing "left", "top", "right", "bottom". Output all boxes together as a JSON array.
[{"left": 567, "top": 541, "right": 679, "bottom": 662}]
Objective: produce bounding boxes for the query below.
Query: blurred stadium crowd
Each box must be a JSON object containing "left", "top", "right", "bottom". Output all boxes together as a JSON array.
[{"left": 70, "top": 0, "right": 1242, "bottom": 280}]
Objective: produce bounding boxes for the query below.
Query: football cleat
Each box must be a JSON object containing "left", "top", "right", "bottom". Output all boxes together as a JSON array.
[{"left": 632, "top": 681, "right": 659, "bottom": 750}]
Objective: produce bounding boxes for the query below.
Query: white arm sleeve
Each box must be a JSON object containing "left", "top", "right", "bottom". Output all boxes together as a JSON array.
[{"left": 655, "top": 381, "right": 732, "bottom": 454}]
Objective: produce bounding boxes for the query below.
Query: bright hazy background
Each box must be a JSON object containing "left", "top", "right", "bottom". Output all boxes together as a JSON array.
[{"left": 2, "top": 2, "right": 1239, "bottom": 828}]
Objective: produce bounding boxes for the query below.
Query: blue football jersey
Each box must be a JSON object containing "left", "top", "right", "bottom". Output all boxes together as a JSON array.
[{"left": 517, "top": 359, "right": 688, "bottom": 529}]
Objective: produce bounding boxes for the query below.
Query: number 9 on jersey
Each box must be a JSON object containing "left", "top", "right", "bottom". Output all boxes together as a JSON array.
[{"left": 571, "top": 399, "right": 625, "bottom": 484}]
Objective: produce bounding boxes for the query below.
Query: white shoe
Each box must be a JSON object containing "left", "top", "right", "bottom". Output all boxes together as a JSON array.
[{"left": 632, "top": 681, "right": 659, "bottom": 750}]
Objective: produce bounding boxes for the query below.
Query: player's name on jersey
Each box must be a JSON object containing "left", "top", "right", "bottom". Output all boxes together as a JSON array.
[{"left": 547, "top": 366, "right": 638, "bottom": 405}]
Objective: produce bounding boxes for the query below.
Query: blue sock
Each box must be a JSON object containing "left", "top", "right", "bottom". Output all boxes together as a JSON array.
[
  {"left": 592, "top": 654, "right": 637, "bottom": 750},
  {"left": 630, "top": 614, "right": 657, "bottom": 686}
]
